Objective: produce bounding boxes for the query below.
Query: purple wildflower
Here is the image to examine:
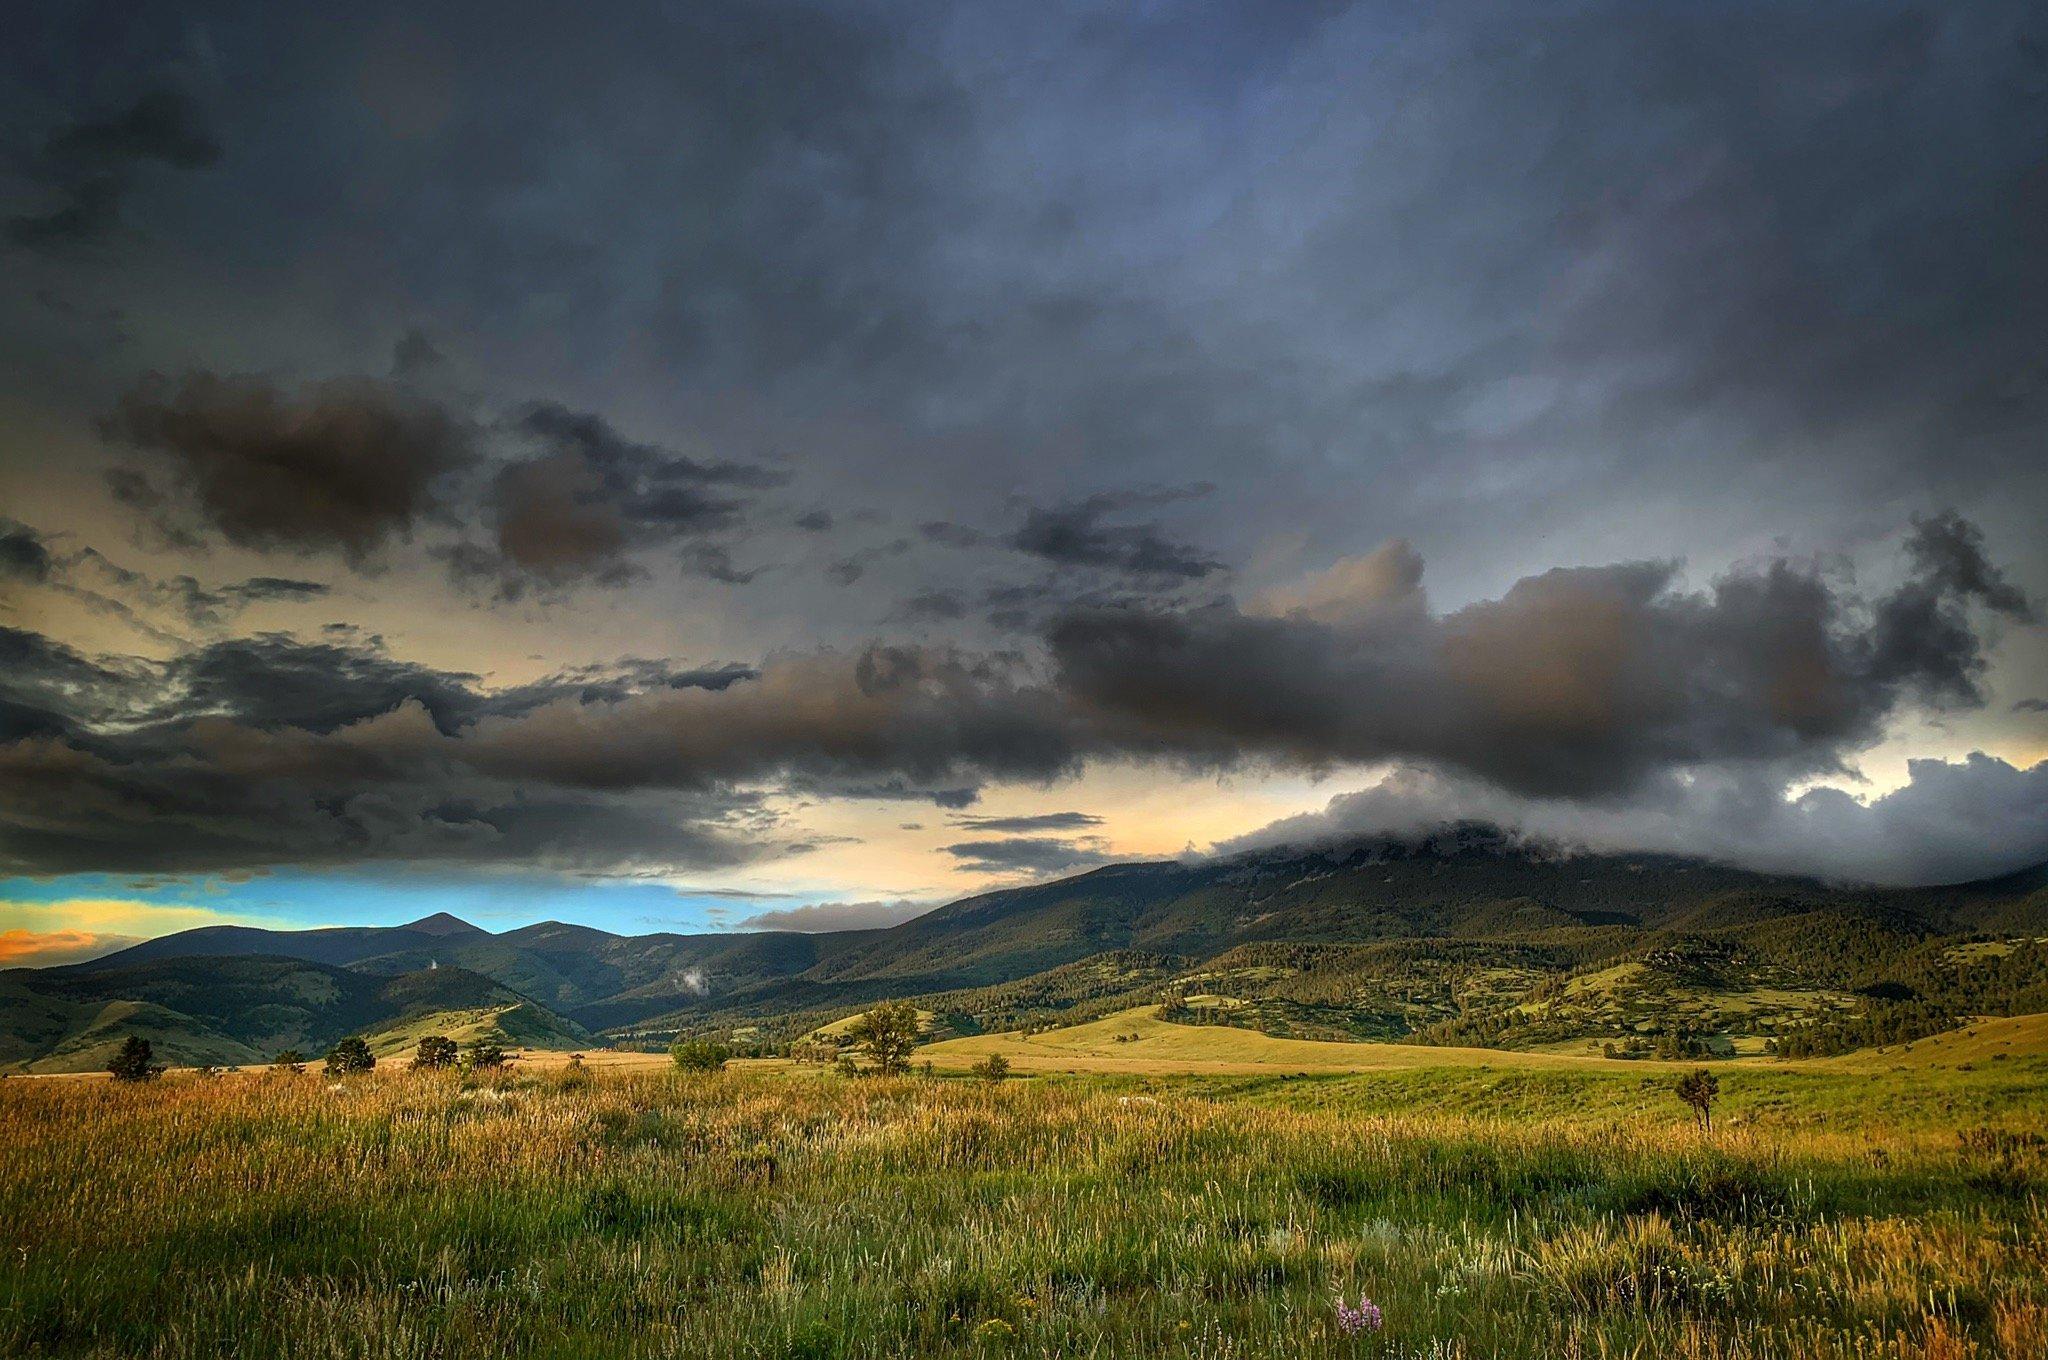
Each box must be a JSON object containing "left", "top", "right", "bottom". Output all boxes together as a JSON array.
[{"left": 1334, "top": 1294, "right": 1383, "bottom": 1336}]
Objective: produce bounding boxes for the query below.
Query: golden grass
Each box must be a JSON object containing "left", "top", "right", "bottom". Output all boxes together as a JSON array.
[
  {"left": 920, "top": 1004, "right": 1704, "bottom": 1074},
  {"left": 1, "top": 1064, "right": 2043, "bottom": 1358}
]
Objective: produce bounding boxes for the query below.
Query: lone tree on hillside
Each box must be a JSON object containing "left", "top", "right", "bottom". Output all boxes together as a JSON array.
[
  {"left": 670, "top": 1038, "right": 731, "bottom": 1073},
  {"left": 1675, "top": 1068, "right": 1720, "bottom": 1130},
  {"left": 847, "top": 1001, "right": 920, "bottom": 1076},
  {"left": 412, "top": 1035, "right": 459, "bottom": 1070},
  {"left": 108, "top": 1036, "right": 163, "bottom": 1082},
  {"left": 325, "top": 1036, "right": 375, "bottom": 1077}
]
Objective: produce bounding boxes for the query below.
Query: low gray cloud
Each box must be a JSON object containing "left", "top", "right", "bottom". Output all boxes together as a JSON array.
[
  {"left": 941, "top": 836, "right": 1113, "bottom": 876},
  {"left": 1215, "top": 754, "right": 2048, "bottom": 888},
  {"left": 732, "top": 898, "right": 936, "bottom": 932}
]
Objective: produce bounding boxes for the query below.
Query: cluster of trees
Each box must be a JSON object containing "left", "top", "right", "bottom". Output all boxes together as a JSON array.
[
  {"left": 660, "top": 1003, "right": 929, "bottom": 1078},
  {"left": 405, "top": 1035, "right": 510, "bottom": 1071},
  {"left": 1768, "top": 1002, "right": 1960, "bottom": 1058},
  {"left": 1603, "top": 1028, "right": 1715, "bottom": 1060}
]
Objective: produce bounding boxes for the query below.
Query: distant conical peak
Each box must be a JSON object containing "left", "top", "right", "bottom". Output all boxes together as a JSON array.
[{"left": 404, "top": 912, "right": 482, "bottom": 936}]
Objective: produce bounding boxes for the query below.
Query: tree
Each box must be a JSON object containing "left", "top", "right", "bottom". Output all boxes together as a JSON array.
[
  {"left": 670, "top": 1038, "right": 731, "bottom": 1073},
  {"left": 412, "top": 1035, "right": 459, "bottom": 1071},
  {"left": 1675, "top": 1068, "right": 1720, "bottom": 1130},
  {"left": 846, "top": 1001, "right": 920, "bottom": 1076},
  {"left": 108, "top": 1036, "right": 163, "bottom": 1083},
  {"left": 273, "top": 1050, "right": 306, "bottom": 1074},
  {"left": 463, "top": 1037, "right": 509, "bottom": 1071},
  {"left": 325, "top": 1036, "right": 375, "bottom": 1077},
  {"left": 972, "top": 1053, "right": 1010, "bottom": 1084}
]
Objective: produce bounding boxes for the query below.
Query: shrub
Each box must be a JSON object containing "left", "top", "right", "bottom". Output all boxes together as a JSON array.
[
  {"left": 412, "top": 1035, "right": 459, "bottom": 1070},
  {"left": 671, "top": 1038, "right": 732, "bottom": 1073},
  {"left": 107, "top": 1036, "right": 163, "bottom": 1083},
  {"left": 273, "top": 1050, "right": 306, "bottom": 1074},
  {"left": 325, "top": 1036, "right": 375, "bottom": 1077},
  {"left": 972, "top": 1053, "right": 1011, "bottom": 1084}
]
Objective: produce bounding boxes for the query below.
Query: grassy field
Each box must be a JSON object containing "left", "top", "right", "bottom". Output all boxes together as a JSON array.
[{"left": 3, "top": 1019, "right": 2047, "bottom": 1360}]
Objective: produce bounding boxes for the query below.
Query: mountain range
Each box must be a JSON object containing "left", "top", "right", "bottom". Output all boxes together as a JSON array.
[{"left": 6, "top": 826, "right": 2045, "bottom": 1071}]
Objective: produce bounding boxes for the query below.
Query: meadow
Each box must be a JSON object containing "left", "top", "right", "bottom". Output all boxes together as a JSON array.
[{"left": 4, "top": 1027, "right": 2047, "bottom": 1360}]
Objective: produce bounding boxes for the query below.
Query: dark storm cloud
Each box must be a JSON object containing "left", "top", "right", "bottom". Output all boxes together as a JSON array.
[
  {"left": 1009, "top": 490, "right": 1222, "bottom": 581},
  {"left": 222, "top": 577, "right": 329, "bottom": 606},
  {"left": 4, "top": 0, "right": 2046, "bottom": 890},
  {"left": 948, "top": 811, "right": 1103, "bottom": 834},
  {"left": 1051, "top": 519, "right": 2034, "bottom": 799},
  {"left": 920, "top": 522, "right": 984, "bottom": 548},
  {"left": 941, "top": 836, "right": 1113, "bottom": 877},
  {"left": 102, "top": 372, "right": 473, "bottom": 563},
  {"left": 0, "top": 628, "right": 773, "bottom": 875},
  {"left": 1864, "top": 512, "right": 2037, "bottom": 707},
  {"left": 20, "top": 537, "right": 332, "bottom": 634},
  {"left": 454, "top": 402, "right": 785, "bottom": 593},
  {"left": 898, "top": 590, "right": 968, "bottom": 622},
  {"left": 122, "top": 571, "right": 329, "bottom": 630},
  {"left": 8, "top": 88, "right": 218, "bottom": 249},
  {"left": 0, "top": 520, "right": 54, "bottom": 583},
  {"left": 137, "top": 636, "right": 751, "bottom": 737},
  {"left": 0, "top": 518, "right": 2040, "bottom": 881},
  {"left": 0, "top": 626, "right": 139, "bottom": 741},
  {"left": 825, "top": 538, "right": 912, "bottom": 589}
]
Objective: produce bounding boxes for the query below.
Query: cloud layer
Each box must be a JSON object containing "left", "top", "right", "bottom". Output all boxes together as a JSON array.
[
  {"left": 1216, "top": 754, "right": 2048, "bottom": 888},
  {"left": 1054, "top": 515, "right": 2033, "bottom": 798},
  {"left": 2, "top": 518, "right": 2037, "bottom": 884},
  {"left": 5, "top": 3, "right": 2046, "bottom": 908}
]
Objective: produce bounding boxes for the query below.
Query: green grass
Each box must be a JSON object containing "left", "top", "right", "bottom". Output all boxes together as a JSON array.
[
  {"left": 3, "top": 1043, "right": 2046, "bottom": 1359},
  {"left": 362, "top": 1001, "right": 589, "bottom": 1059}
]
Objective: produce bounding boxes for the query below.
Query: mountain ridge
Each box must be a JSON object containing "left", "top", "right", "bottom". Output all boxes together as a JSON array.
[{"left": 39, "top": 830, "right": 2043, "bottom": 1057}]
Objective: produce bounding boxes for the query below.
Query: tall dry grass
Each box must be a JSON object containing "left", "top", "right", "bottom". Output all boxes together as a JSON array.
[{"left": 1, "top": 1067, "right": 2041, "bottom": 1358}]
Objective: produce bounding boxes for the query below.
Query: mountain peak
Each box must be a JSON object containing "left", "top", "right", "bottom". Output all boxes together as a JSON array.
[{"left": 402, "top": 912, "right": 484, "bottom": 937}]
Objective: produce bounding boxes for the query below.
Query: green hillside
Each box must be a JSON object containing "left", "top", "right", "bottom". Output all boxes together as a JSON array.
[
  {"left": 40, "top": 829, "right": 2048, "bottom": 1063},
  {"left": 0, "top": 958, "right": 587, "bottom": 1073},
  {"left": 362, "top": 1001, "right": 589, "bottom": 1059}
]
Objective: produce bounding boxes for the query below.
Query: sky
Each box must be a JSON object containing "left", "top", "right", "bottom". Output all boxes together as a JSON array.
[{"left": 3, "top": 0, "right": 2046, "bottom": 964}]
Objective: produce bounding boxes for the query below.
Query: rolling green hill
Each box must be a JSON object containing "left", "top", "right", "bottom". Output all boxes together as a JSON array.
[
  {"left": 0, "top": 957, "right": 588, "bottom": 1073},
  {"left": 36, "top": 827, "right": 2048, "bottom": 1063}
]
